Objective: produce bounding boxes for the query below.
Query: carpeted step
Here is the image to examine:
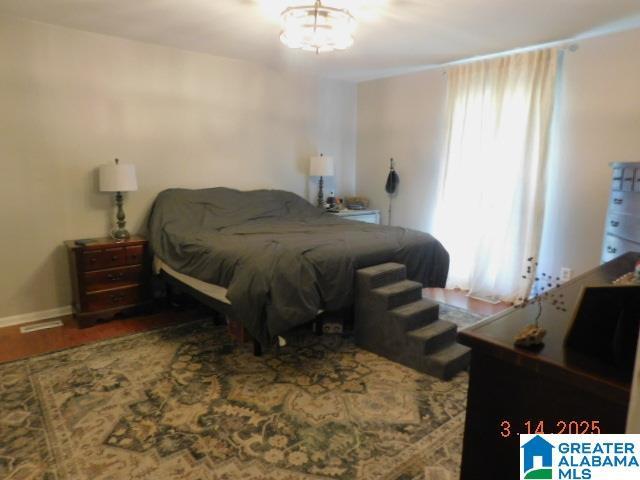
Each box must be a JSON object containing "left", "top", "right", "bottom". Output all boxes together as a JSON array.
[
  {"left": 354, "top": 262, "right": 470, "bottom": 381},
  {"left": 371, "top": 280, "right": 423, "bottom": 310},
  {"left": 423, "top": 343, "right": 471, "bottom": 380},
  {"left": 408, "top": 320, "right": 457, "bottom": 354},
  {"left": 390, "top": 298, "right": 440, "bottom": 332},
  {"left": 356, "top": 263, "right": 407, "bottom": 290}
]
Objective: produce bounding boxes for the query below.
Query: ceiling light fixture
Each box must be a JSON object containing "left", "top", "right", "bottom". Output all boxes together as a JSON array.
[{"left": 280, "top": 0, "right": 357, "bottom": 54}]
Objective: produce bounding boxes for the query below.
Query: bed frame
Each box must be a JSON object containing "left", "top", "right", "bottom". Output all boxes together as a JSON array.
[
  {"left": 157, "top": 267, "right": 265, "bottom": 356},
  {"left": 155, "top": 258, "right": 330, "bottom": 355}
]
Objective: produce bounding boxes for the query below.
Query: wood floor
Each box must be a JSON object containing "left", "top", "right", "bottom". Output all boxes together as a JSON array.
[
  {"left": 0, "top": 308, "right": 202, "bottom": 364},
  {"left": 0, "top": 289, "right": 510, "bottom": 364},
  {"left": 422, "top": 288, "right": 512, "bottom": 317}
]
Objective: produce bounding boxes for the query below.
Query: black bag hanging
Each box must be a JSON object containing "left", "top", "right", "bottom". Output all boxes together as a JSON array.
[
  {"left": 385, "top": 158, "right": 399, "bottom": 194},
  {"left": 385, "top": 158, "right": 399, "bottom": 225}
]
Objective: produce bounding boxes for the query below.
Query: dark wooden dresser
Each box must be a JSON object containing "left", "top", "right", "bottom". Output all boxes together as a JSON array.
[
  {"left": 65, "top": 236, "right": 151, "bottom": 327},
  {"left": 458, "top": 253, "right": 638, "bottom": 480}
]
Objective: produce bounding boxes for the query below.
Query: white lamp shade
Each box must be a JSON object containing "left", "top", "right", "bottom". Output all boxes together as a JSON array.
[
  {"left": 99, "top": 163, "right": 138, "bottom": 192},
  {"left": 309, "top": 155, "right": 334, "bottom": 177}
]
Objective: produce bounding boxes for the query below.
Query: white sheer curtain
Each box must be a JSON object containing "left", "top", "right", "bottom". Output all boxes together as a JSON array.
[{"left": 434, "top": 49, "right": 559, "bottom": 302}]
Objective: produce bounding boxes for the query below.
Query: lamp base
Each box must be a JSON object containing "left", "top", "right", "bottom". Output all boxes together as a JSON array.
[
  {"left": 112, "top": 228, "right": 130, "bottom": 240},
  {"left": 317, "top": 176, "right": 325, "bottom": 208},
  {"left": 112, "top": 191, "right": 130, "bottom": 241}
]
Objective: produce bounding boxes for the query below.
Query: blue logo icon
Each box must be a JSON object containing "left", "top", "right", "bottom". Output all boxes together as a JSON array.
[{"left": 521, "top": 435, "right": 554, "bottom": 479}]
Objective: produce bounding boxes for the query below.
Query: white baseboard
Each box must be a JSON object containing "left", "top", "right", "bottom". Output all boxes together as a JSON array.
[{"left": 0, "top": 305, "right": 72, "bottom": 329}]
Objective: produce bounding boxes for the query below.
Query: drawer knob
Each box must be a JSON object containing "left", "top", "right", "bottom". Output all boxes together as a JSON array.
[
  {"left": 613, "top": 198, "right": 623, "bottom": 205},
  {"left": 607, "top": 246, "right": 618, "bottom": 254},
  {"left": 111, "top": 256, "right": 119, "bottom": 261},
  {"left": 610, "top": 220, "right": 620, "bottom": 227},
  {"left": 90, "top": 257, "right": 97, "bottom": 263}
]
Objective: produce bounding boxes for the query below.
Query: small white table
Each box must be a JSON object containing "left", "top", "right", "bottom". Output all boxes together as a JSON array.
[{"left": 329, "top": 209, "right": 380, "bottom": 224}]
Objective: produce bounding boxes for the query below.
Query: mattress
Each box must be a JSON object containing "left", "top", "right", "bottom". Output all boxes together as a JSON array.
[{"left": 148, "top": 187, "right": 449, "bottom": 346}]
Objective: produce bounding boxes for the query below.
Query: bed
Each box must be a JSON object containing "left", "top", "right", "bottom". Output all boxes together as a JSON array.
[{"left": 148, "top": 187, "right": 449, "bottom": 346}]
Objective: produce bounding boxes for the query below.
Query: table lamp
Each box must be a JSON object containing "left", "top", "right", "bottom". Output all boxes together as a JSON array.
[
  {"left": 309, "top": 153, "right": 334, "bottom": 208},
  {"left": 99, "top": 158, "right": 138, "bottom": 240}
]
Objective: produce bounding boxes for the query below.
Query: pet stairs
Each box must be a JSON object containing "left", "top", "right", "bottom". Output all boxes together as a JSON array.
[{"left": 354, "top": 263, "right": 470, "bottom": 380}]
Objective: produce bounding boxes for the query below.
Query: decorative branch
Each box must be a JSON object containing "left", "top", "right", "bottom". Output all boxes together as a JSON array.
[{"left": 515, "top": 257, "right": 567, "bottom": 328}]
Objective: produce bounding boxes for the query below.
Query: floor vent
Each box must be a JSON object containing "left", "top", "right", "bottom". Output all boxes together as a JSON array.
[{"left": 20, "top": 320, "right": 64, "bottom": 333}]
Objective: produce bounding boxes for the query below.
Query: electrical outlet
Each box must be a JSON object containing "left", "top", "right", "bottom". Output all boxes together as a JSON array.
[{"left": 560, "top": 267, "right": 572, "bottom": 283}]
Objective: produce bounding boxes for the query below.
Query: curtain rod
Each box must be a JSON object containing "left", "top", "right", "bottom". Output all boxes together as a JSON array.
[
  {"left": 359, "top": 38, "right": 580, "bottom": 82},
  {"left": 441, "top": 40, "right": 579, "bottom": 70}
]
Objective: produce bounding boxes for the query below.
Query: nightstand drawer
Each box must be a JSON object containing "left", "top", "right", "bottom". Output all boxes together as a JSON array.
[
  {"left": 611, "top": 167, "right": 623, "bottom": 191},
  {"left": 602, "top": 234, "right": 640, "bottom": 263},
  {"left": 347, "top": 213, "right": 379, "bottom": 224},
  {"left": 84, "top": 286, "right": 143, "bottom": 312},
  {"left": 125, "top": 245, "right": 144, "bottom": 265},
  {"left": 609, "top": 191, "right": 640, "bottom": 215},
  {"left": 82, "top": 247, "right": 126, "bottom": 271},
  {"left": 622, "top": 167, "right": 636, "bottom": 192},
  {"left": 83, "top": 265, "right": 144, "bottom": 292},
  {"left": 605, "top": 212, "right": 640, "bottom": 241},
  {"left": 330, "top": 209, "right": 380, "bottom": 224}
]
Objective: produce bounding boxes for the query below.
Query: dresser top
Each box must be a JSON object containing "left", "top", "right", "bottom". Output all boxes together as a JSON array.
[
  {"left": 459, "top": 252, "right": 639, "bottom": 403},
  {"left": 65, "top": 235, "right": 147, "bottom": 250},
  {"left": 611, "top": 162, "right": 640, "bottom": 168}
]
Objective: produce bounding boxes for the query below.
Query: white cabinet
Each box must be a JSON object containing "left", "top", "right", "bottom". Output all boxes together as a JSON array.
[
  {"left": 602, "top": 163, "right": 640, "bottom": 262},
  {"left": 330, "top": 209, "right": 380, "bottom": 224}
]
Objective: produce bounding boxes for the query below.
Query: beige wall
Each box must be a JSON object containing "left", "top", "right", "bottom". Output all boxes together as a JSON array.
[
  {"left": 0, "top": 15, "right": 356, "bottom": 319},
  {"left": 356, "top": 27, "right": 640, "bottom": 278},
  {"left": 3, "top": 13, "right": 639, "bottom": 319},
  {"left": 537, "top": 28, "right": 640, "bottom": 277},
  {"left": 356, "top": 70, "right": 447, "bottom": 229}
]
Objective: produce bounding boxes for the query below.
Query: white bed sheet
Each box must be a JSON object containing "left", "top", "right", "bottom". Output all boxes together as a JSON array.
[{"left": 153, "top": 256, "right": 231, "bottom": 305}]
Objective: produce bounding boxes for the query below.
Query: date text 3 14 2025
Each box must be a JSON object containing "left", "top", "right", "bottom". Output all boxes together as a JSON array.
[{"left": 500, "top": 420, "right": 602, "bottom": 438}]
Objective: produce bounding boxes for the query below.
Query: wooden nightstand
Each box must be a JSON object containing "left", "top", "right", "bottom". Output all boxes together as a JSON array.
[
  {"left": 329, "top": 209, "right": 380, "bottom": 224},
  {"left": 65, "top": 235, "right": 151, "bottom": 327}
]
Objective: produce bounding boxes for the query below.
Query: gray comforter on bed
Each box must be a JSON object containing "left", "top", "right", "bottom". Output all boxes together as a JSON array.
[{"left": 148, "top": 188, "right": 449, "bottom": 345}]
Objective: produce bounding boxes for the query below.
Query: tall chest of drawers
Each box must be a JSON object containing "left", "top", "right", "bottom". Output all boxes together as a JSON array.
[
  {"left": 602, "top": 162, "right": 640, "bottom": 263},
  {"left": 65, "top": 235, "right": 151, "bottom": 327}
]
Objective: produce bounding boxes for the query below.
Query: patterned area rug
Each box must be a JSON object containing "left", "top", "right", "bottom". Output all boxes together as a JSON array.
[
  {"left": 438, "top": 304, "right": 483, "bottom": 329},
  {"left": 0, "top": 317, "right": 469, "bottom": 480}
]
